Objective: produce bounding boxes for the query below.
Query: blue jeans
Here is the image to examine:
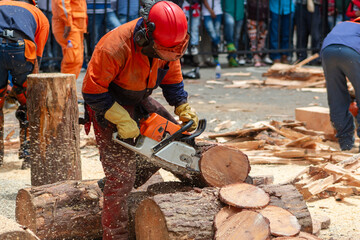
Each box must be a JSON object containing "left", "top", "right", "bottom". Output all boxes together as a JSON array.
[
  {"left": 184, "top": 11, "right": 201, "bottom": 46},
  {"left": 87, "top": 12, "right": 121, "bottom": 52},
  {"left": 117, "top": 14, "right": 139, "bottom": 25},
  {"left": 203, "top": 15, "right": 223, "bottom": 45},
  {"left": 321, "top": 45, "right": 360, "bottom": 146},
  {"left": 223, "top": 12, "right": 243, "bottom": 49},
  {"left": 269, "top": 11, "right": 294, "bottom": 60},
  {"left": 0, "top": 39, "right": 33, "bottom": 89}
]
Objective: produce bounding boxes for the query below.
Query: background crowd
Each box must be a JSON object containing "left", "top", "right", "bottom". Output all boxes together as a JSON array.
[{"left": 38, "top": 0, "right": 355, "bottom": 73}]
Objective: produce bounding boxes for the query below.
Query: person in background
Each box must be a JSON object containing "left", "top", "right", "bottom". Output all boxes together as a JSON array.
[
  {"left": 112, "top": 0, "right": 140, "bottom": 24},
  {"left": 295, "top": 0, "right": 322, "bottom": 65},
  {"left": 269, "top": 0, "right": 295, "bottom": 64},
  {"left": 86, "top": 0, "right": 121, "bottom": 54},
  {"left": 246, "top": 0, "right": 269, "bottom": 67},
  {"left": 222, "top": 0, "right": 245, "bottom": 67},
  {"left": 202, "top": 0, "right": 223, "bottom": 65},
  {"left": 82, "top": 1, "right": 198, "bottom": 239},
  {"left": 38, "top": 0, "right": 62, "bottom": 72},
  {"left": 0, "top": 0, "right": 49, "bottom": 168},
  {"left": 346, "top": 0, "right": 360, "bottom": 20},
  {"left": 321, "top": 17, "right": 360, "bottom": 151},
  {"left": 183, "top": 0, "right": 202, "bottom": 57},
  {"left": 52, "top": 0, "right": 87, "bottom": 79}
]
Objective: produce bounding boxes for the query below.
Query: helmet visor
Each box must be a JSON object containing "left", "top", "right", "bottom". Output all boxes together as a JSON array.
[{"left": 153, "top": 33, "right": 190, "bottom": 61}]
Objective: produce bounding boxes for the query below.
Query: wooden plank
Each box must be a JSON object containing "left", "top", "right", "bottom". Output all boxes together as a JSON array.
[
  {"left": 224, "top": 140, "right": 266, "bottom": 150},
  {"left": 295, "top": 107, "right": 335, "bottom": 135}
]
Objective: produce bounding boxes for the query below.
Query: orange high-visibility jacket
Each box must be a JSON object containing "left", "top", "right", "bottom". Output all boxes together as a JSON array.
[
  {"left": 82, "top": 18, "right": 188, "bottom": 115},
  {"left": 52, "top": 0, "right": 87, "bottom": 32},
  {"left": 0, "top": 0, "right": 49, "bottom": 62}
]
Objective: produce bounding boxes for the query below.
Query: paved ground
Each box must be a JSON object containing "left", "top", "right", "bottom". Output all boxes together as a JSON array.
[{"left": 2, "top": 56, "right": 359, "bottom": 239}]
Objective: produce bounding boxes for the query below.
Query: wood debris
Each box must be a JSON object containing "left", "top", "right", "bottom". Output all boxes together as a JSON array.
[{"left": 262, "top": 54, "right": 325, "bottom": 89}]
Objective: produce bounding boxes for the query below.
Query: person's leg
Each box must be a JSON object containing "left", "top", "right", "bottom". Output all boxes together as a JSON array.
[
  {"left": 280, "top": 12, "right": 292, "bottom": 63},
  {"left": 105, "top": 12, "right": 121, "bottom": 32},
  {"left": 223, "top": 12, "right": 238, "bottom": 66},
  {"left": 204, "top": 15, "right": 220, "bottom": 62},
  {"left": 322, "top": 45, "right": 356, "bottom": 150},
  {"left": 95, "top": 124, "right": 136, "bottom": 240},
  {"left": 295, "top": 3, "right": 309, "bottom": 61},
  {"left": 0, "top": 46, "right": 9, "bottom": 167},
  {"left": 310, "top": 4, "right": 322, "bottom": 64},
  {"left": 269, "top": 11, "right": 280, "bottom": 62},
  {"left": 7, "top": 41, "right": 34, "bottom": 168},
  {"left": 54, "top": 29, "right": 84, "bottom": 79}
]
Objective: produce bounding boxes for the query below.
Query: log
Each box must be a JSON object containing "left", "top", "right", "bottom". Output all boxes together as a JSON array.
[
  {"left": 0, "top": 215, "right": 40, "bottom": 240},
  {"left": 15, "top": 180, "right": 103, "bottom": 240},
  {"left": 27, "top": 73, "right": 81, "bottom": 186},
  {"left": 200, "top": 145, "right": 250, "bottom": 187},
  {"left": 219, "top": 183, "right": 270, "bottom": 209},
  {"left": 214, "top": 211, "right": 270, "bottom": 240},
  {"left": 258, "top": 205, "right": 301, "bottom": 237},
  {"left": 135, "top": 188, "right": 222, "bottom": 240}
]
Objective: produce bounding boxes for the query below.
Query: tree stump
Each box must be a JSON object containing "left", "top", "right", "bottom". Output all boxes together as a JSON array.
[
  {"left": 0, "top": 215, "right": 39, "bottom": 240},
  {"left": 27, "top": 73, "right": 81, "bottom": 186}
]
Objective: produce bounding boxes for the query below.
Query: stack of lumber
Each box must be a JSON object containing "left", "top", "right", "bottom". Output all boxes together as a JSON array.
[
  {"left": 262, "top": 54, "right": 326, "bottom": 89},
  {"left": 291, "top": 154, "right": 360, "bottom": 201},
  {"left": 208, "top": 119, "right": 350, "bottom": 166}
]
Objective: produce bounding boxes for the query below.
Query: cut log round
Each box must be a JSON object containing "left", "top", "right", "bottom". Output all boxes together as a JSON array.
[
  {"left": 213, "top": 206, "right": 242, "bottom": 230},
  {"left": 260, "top": 184, "right": 313, "bottom": 233},
  {"left": 200, "top": 145, "right": 250, "bottom": 187},
  {"left": 135, "top": 188, "right": 222, "bottom": 240},
  {"left": 258, "top": 205, "right": 301, "bottom": 237},
  {"left": 27, "top": 73, "right": 81, "bottom": 186},
  {"left": 214, "top": 210, "right": 270, "bottom": 240},
  {"left": 219, "top": 183, "right": 270, "bottom": 209},
  {"left": 0, "top": 215, "right": 39, "bottom": 240}
]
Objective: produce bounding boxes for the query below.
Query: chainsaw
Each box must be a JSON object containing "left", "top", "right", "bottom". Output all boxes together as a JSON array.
[{"left": 112, "top": 113, "right": 206, "bottom": 177}]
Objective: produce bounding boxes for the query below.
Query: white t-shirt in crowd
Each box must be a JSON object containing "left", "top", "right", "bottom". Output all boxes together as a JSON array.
[{"left": 202, "top": 0, "right": 223, "bottom": 16}]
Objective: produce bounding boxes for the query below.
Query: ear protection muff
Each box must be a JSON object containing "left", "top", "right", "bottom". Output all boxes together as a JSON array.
[{"left": 135, "top": 22, "right": 156, "bottom": 47}]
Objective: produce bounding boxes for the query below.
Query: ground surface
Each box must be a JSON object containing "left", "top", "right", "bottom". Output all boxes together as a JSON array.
[{"left": 0, "top": 57, "right": 359, "bottom": 239}]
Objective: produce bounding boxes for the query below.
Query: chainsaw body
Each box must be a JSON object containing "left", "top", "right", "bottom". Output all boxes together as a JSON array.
[{"left": 113, "top": 113, "right": 206, "bottom": 177}]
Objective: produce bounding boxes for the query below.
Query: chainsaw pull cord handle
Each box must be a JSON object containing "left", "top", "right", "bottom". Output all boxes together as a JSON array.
[{"left": 152, "top": 119, "right": 194, "bottom": 153}]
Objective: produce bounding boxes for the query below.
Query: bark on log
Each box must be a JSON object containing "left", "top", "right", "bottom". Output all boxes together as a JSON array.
[
  {"left": 15, "top": 180, "right": 103, "bottom": 240},
  {"left": 135, "top": 188, "right": 223, "bottom": 240},
  {"left": 27, "top": 73, "right": 81, "bottom": 186},
  {"left": 0, "top": 215, "right": 40, "bottom": 240},
  {"left": 260, "top": 184, "right": 313, "bottom": 233}
]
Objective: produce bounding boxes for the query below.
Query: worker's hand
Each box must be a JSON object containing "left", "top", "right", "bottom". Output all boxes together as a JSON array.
[
  {"left": 175, "top": 103, "right": 199, "bottom": 132},
  {"left": 104, "top": 102, "right": 140, "bottom": 139},
  {"left": 63, "top": 26, "right": 71, "bottom": 39}
]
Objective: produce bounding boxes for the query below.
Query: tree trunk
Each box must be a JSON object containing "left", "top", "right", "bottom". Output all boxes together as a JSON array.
[
  {"left": 27, "top": 73, "right": 81, "bottom": 186},
  {"left": 0, "top": 215, "right": 40, "bottom": 240},
  {"left": 260, "top": 184, "right": 313, "bottom": 233}
]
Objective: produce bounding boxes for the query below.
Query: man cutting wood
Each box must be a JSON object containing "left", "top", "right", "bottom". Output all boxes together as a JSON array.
[{"left": 81, "top": 1, "right": 198, "bottom": 239}]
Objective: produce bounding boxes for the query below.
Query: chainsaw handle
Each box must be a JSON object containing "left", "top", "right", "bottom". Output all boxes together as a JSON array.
[{"left": 152, "top": 120, "right": 194, "bottom": 153}]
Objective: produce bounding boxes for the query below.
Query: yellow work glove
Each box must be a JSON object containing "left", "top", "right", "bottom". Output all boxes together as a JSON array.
[
  {"left": 104, "top": 102, "right": 140, "bottom": 139},
  {"left": 175, "top": 103, "right": 199, "bottom": 132}
]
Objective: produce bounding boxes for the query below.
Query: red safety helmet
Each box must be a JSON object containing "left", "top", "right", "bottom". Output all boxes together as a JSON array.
[{"left": 146, "top": 1, "right": 189, "bottom": 61}]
